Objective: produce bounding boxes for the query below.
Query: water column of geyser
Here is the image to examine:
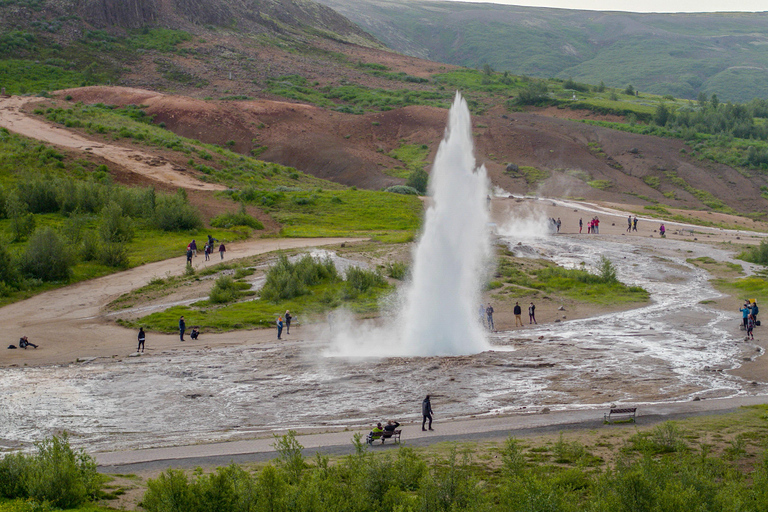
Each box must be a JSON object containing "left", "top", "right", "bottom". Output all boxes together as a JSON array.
[{"left": 398, "top": 92, "right": 491, "bottom": 356}]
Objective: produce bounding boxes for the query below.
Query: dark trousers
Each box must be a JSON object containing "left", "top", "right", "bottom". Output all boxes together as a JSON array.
[
  {"left": 137, "top": 339, "right": 145, "bottom": 352},
  {"left": 180, "top": 329, "right": 185, "bottom": 341},
  {"left": 277, "top": 327, "right": 283, "bottom": 339},
  {"left": 422, "top": 413, "right": 432, "bottom": 430},
  {"left": 285, "top": 321, "right": 291, "bottom": 334}
]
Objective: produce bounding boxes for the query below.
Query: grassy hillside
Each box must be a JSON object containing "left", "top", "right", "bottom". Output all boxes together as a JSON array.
[
  {"left": 315, "top": 0, "right": 768, "bottom": 103},
  {"left": 0, "top": 0, "right": 380, "bottom": 95}
]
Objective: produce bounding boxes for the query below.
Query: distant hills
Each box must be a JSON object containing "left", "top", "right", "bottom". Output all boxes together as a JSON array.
[{"left": 315, "top": 0, "right": 768, "bottom": 103}]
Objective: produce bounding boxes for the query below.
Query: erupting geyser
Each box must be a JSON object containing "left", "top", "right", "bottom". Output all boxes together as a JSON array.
[
  {"left": 397, "top": 92, "right": 491, "bottom": 356},
  {"left": 328, "top": 92, "right": 491, "bottom": 357}
]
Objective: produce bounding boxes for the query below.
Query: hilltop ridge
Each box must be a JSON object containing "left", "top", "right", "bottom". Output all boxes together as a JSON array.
[
  {"left": 2, "top": 0, "right": 378, "bottom": 44},
  {"left": 315, "top": 0, "right": 768, "bottom": 103}
]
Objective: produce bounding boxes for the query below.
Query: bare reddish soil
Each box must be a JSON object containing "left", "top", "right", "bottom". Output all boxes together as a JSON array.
[{"left": 56, "top": 86, "right": 768, "bottom": 215}]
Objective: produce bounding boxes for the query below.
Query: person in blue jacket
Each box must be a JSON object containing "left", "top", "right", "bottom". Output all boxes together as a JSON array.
[{"left": 741, "top": 301, "right": 751, "bottom": 330}]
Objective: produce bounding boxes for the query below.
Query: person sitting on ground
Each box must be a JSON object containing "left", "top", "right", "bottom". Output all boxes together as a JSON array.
[
  {"left": 19, "top": 336, "right": 38, "bottom": 349},
  {"left": 366, "top": 422, "right": 384, "bottom": 444},
  {"left": 190, "top": 327, "right": 200, "bottom": 340}
]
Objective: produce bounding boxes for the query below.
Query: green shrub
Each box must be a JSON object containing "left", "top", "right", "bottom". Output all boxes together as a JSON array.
[
  {"left": 99, "top": 241, "right": 129, "bottom": 268},
  {"left": 384, "top": 185, "right": 419, "bottom": 195},
  {"left": 6, "top": 192, "right": 36, "bottom": 242},
  {"left": 260, "top": 254, "right": 339, "bottom": 303},
  {"left": 209, "top": 275, "right": 247, "bottom": 304},
  {"left": 20, "top": 227, "right": 73, "bottom": 281},
  {"left": 99, "top": 201, "right": 134, "bottom": 243},
  {"left": 385, "top": 261, "right": 409, "bottom": 280},
  {"left": 406, "top": 169, "right": 429, "bottom": 194},
  {"left": 0, "top": 244, "right": 21, "bottom": 290},
  {"left": 153, "top": 190, "right": 202, "bottom": 231},
  {"left": 210, "top": 210, "right": 264, "bottom": 230},
  {"left": 344, "top": 266, "right": 386, "bottom": 297},
  {"left": 597, "top": 255, "right": 617, "bottom": 283},
  {"left": 740, "top": 239, "right": 768, "bottom": 265},
  {"left": 0, "top": 434, "right": 100, "bottom": 508}
]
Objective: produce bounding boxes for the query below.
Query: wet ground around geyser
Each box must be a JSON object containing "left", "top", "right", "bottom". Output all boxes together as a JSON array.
[{"left": 1, "top": 233, "right": 765, "bottom": 453}]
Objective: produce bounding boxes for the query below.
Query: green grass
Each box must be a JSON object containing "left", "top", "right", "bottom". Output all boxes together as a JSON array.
[
  {"left": 386, "top": 143, "right": 430, "bottom": 178},
  {"left": 266, "top": 74, "right": 449, "bottom": 113},
  {"left": 496, "top": 250, "right": 649, "bottom": 305},
  {"left": 123, "top": 273, "right": 393, "bottom": 333},
  {"left": 712, "top": 276, "right": 768, "bottom": 304},
  {"left": 229, "top": 188, "right": 422, "bottom": 242},
  {"left": 512, "top": 166, "right": 550, "bottom": 185},
  {"left": 587, "top": 179, "right": 612, "bottom": 190}
]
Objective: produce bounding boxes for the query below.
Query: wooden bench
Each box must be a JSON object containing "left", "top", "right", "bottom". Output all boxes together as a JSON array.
[
  {"left": 604, "top": 407, "right": 637, "bottom": 424},
  {"left": 367, "top": 429, "right": 402, "bottom": 445}
]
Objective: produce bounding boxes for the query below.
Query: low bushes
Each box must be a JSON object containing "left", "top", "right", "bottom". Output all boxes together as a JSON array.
[
  {"left": 137, "top": 425, "right": 768, "bottom": 512},
  {"left": 260, "top": 254, "right": 339, "bottom": 303},
  {"left": 0, "top": 434, "right": 101, "bottom": 509}
]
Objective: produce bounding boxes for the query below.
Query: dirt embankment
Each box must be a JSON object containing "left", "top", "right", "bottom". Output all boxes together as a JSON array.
[{"left": 55, "top": 86, "right": 768, "bottom": 217}]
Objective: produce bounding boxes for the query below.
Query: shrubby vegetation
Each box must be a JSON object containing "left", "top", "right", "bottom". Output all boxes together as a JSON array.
[
  {"left": 128, "top": 253, "right": 392, "bottom": 332},
  {"left": 740, "top": 239, "right": 768, "bottom": 266},
  {"left": 0, "top": 434, "right": 101, "bottom": 509},
  {"left": 136, "top": 420, "right": 768, "bottom": 512},
  {"left": 260, "top": 253, "right": 339, "bottom": 303}
]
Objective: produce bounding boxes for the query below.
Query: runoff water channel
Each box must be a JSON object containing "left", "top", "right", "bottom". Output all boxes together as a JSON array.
[{"left": 1, "top": 228, "right": 765, "bottom": 453}]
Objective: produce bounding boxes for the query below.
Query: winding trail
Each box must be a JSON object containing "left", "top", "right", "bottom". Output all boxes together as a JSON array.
[
  {"left": 0, "top": 95, "right": 223, "bottom": 191},
  {"left": 0, "top": 237, "right": 360, "bottom": 368}
]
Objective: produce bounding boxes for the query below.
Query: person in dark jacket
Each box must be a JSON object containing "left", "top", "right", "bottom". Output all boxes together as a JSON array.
[
  {"left": 514, "top": 302, "right": 523, "bottom": 327},
  {"left": 383, "top": 420, "right": 400, "bottom": 433},
  {"left": 751, "top": 301, "right": 759, "bottom": 324},
  {"left": 422, "top": 395, "right": 434, "bottom": 431},
  {"left": 137, "top": 327, "right": 145, "bottom": 353},
  {"left": 529, "top": 302, "right": 537, "bottom": 324},
  {"left": 179, "top": 316, "right": 186, "bottom": 341},
  {"left": 19, "top": 336, "right": 38, "bottom": 349},
  {"left": 285, "top": 310, "right": 292, "bottom": 335}
]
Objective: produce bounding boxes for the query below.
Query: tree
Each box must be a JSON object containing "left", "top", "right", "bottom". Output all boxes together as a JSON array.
[
  {"left": 516, "top": 81, "right": 549, "bottom": 105},
  {"left": 711, "top": 94, "right": 719, "bottom": 110},
  {"left": 481, "top": 63, "right": 494, "bottom": 76},
  {"left": 624, "top": 84, "right": 635, "bottom": 96},
  {"left": 20, "top": 227, "right": 73, "bottom": 281},
  {"left": 654, "top": 103, "right": 670, "bottom": 127},
  {"left": 697, "top": 91, "right": 708, "bottom": 108},
  {"left": 595, "top": 80, "right": 606, "bottom": 93},
  {"left": 99, "top": 201, "right": 133, "bottom": 243},
  {"left": 6, "top": 191, "right": 36, "bottom": 242}
]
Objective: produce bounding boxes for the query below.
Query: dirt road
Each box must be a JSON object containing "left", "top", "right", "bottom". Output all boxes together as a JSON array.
[
  {"left": 0, "top": 237, "right": 360, "bottom": 367},
  {"left": 0, "top": 94, "right": 224, "bottom": 191}
]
